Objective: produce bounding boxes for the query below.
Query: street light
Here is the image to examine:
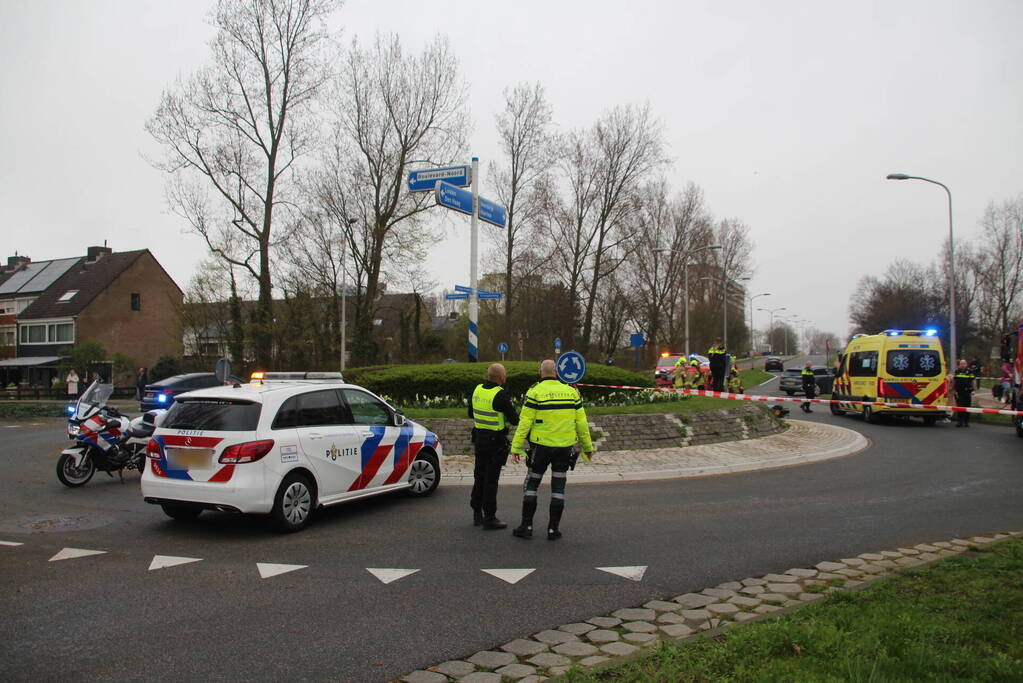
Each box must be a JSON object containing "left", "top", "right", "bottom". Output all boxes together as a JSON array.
[
  {"left": 652, "top": 243, "right": 722, "bottom": 356},
  {"left": 748, "top": 292, "right": 770, "bottom": 357},
  {"left": 757, "top": 306, "right": 787, "bottom": 352},
  {"left": 339, "top": 217, "right": 358, "bottom": 372},
  {"left": 887, "top": 173, "right": 956, "bottom": 361},
  {"left": 700, "top": 275, "right": 750, "bottom": 351}
]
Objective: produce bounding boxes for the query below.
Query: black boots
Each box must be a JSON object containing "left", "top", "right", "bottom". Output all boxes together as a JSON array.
[
  {"left": 512, "top": 525, "right": 532, "bottom": 538},
  {"left": 482, "top": 517, "right": 507, "bottom": 530},
  {"left": 473, "top": 510, "right": 483, "bottom": 526},
  {"left": 547, "top": 528, "right": 562, "bottom": 541}
]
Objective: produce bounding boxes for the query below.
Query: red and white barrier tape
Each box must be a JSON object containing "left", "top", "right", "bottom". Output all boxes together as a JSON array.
[{"left": 575, "top": 383, "right": 1023, "bottom": 417}]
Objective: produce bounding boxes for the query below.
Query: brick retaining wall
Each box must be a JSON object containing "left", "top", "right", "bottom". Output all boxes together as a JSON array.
[{"left": 419, "top": 405, "right": 784, "bottom": 456}]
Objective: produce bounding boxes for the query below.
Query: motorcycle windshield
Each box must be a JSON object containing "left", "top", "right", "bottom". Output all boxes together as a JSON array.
[{"left": 76, "top": 381, "right": 114, "bottom": 417}]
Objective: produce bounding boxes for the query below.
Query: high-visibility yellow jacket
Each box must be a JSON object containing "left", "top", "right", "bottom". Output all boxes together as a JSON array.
[
  {"left": 511, "top": 378, "right": 593, "bottom": 456},
  {"left": 471, "top": 383, "right": 506, "bottom": 431}
]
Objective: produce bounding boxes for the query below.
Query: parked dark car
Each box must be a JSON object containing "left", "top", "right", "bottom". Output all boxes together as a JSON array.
[
  {"left": 140, "top": 372, "right": 242, "bottom": 411},
  {"left": 778, "top": 366, "right": 835, "bottom": 396},
  {"left": 764, "top": 357, "right": 784, "bottom": 372}
]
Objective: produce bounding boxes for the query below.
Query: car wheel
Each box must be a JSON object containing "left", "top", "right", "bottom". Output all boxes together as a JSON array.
[
  {"left": 830, "top": 398, "right": 845, "bottom": 416},
  {"left": 406, "top": 450, "right": 440, "bottom": 497},
  {"left": 271, "top": 473, "right": 315, "bottom": 533},
  {"left": 784, "top": 390, "right": 795, "bottom": 396},
  {"left": 56, "top": 452, "right": 96, "bottom": 487},
  {"left": 161, "top": 503, "right": 202, "bottom": 521},
  {"left": 863, "top": 405, "right": 878, "bottom": 424}
]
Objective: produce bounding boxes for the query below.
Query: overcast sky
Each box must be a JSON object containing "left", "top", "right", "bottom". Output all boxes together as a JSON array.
[{"left": 2, "top": 0, "right": 1021, "bottom": 343}]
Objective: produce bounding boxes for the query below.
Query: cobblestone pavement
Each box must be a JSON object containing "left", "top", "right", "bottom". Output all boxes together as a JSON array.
[
  {"left": 440, "top": 419, "right": 868, "bottom": 486},
  {"left": 400, "top": 531, "right": 1022, "bottom": 682}
]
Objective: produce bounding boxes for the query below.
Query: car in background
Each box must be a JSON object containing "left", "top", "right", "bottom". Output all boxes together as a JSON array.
[
  {"left": 140, "top": 372, "right": 242, "bottom": 411},
  {"left": 779, "top": 366, "right": 835, "bottom": 396},
  {"left": 764, "top": 357, "right": 784, "bottom": 372},
  {"left": 141, "top": 372, "right": 442, "bottom": 532}
]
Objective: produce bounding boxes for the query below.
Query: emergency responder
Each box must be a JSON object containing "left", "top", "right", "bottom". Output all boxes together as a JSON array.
[
  {"left": 800, "top": 360, "right": 817, "bottom": 413},
  {"left": 728, "top": 365, "right": 743, "bottom": 394},
  {"left": 468, "top": 363, "right": 519, "bottom": 529},
  {"left": 671, "top": 355, "right": 688, "bottom": 393},
  {"left": 510, "top": 359, "right": 594, "bottom": 541},
  {"left": 708, "top": 338, "right": 728, "bottom": 391},
  {"left": 952, "top": 359, "right": 975, "bottom": 428},
  {"left": 688, "top": 356, "right": 703, "bottom": 390}
]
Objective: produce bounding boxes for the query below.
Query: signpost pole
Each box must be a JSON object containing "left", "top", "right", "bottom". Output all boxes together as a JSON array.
[{"left": 468, "top": 156, "right": 479, "bottom": 362}]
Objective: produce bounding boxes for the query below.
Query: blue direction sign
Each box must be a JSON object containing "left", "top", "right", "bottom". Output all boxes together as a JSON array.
[
  {"left": 478, "top": 291, "right": 503, "bottom": 300},
  {"left": 454, "top": 284, "right": 472, "bottom": 293},
  {"left": 498, "top": 342, "right": 509, "bottom": 354},
  {"left": 444, "top": 293, "right": 468, "bottom": 300},
  {"left": 557, "top": 351, "right": 586, "bottom": 383},
  {"left": 478, "top": 196, "right": 507, "bottom": 228},
  {"left": 629, "top": 333, "right": 646, "bottom": 348},
  {"left": 435, "top": 181, "right": 474, "bottom": 215},
  {"left": 407, "top": 165, "right": 471, "bottom": 192}
]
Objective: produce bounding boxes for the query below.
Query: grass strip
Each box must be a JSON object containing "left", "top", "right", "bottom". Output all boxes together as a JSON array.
[{"left": 559, "top": 538, "right": 1023, "bottom": 682}]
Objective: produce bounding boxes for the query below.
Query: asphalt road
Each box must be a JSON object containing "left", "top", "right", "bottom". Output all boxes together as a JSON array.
[{"left": 2, "top": 363, "right": 1022, "bottom": 682}]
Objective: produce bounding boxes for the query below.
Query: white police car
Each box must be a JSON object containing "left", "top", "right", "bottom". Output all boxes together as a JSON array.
[{"left": 141, "top": 372, "right": 442, "bottom": 532}]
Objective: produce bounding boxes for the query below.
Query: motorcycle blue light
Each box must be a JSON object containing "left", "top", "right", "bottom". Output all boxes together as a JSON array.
[
  {"left": 66, "top": 405, "right": 75, "bottom": 414},
  {"left": 157, "top": 394, "right": 168, "bottom": 404}
]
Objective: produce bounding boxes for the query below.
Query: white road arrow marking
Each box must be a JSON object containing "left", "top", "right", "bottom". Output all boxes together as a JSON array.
[
  {"left": 49, "top": 547, "right": 107, "bottom": 562},
  {"left": 482, "top": 568, "right": 535, "bottom": 584},
  {"left": 257, "top": 562, "right": 307, "bottom": 579},
  {"left": 148, "top": 555, "right": 203, "bottom": 571},
  {"left": 0, "top": 540, "right": 24, "bottom": 546},
  {"left": 596, "top": 566, "right": 647, "bottom": 581},
  {"left": 366, "top": 568, "right": 420, "bottom": 584}
]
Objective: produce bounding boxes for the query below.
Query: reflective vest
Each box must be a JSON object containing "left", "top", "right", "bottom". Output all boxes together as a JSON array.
[
  {"left": 511, "top": 379, "right": 593, "bottom": 454},
  {"left": 471, "top": 384, "right": 506, "bottom": 431},
  {"left": 707, "top": 346, "right": 726, "bottom": 357}
]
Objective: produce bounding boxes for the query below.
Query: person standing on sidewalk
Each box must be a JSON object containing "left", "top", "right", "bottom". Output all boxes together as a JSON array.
[
  {"left": 707, "top": 338, "right": 728, "bottom": 391},
  {"left": 800, "top": 360, "right": 817, "bottom": 413},
  {"left": 468, "top": 364, "right": 518, "bottom": 530},
  {"left": 999, "top": 360, "right": 1013, "bottom": 407},
  {"left": 65, "top": 369, "right": 79, "bottom": 399},
  {"left": 510, "top": 359, "right": 594, "bottom": 541},
  {"left": 952, "top": 359, "right": 974, "bottom": 428}
]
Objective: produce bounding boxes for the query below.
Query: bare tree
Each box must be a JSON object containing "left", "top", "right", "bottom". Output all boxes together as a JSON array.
[
  {"left": 147, "top": 0, "right": 338, "bottom": 365},
  {"left": 313, "top": 33, "right": 470, "bottom": 365},
  {"left": 975, "top": 196, "right": 1023, "bottom": 339},
  {"left": 578, "top": 104, "right": 667, "bottom": 353},
  {"left": 488, "top": 82, "right": 555, "bottom": 338}
]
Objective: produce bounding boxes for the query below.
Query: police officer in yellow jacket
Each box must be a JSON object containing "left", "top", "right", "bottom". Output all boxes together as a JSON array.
[
  {"left": 510, "top": 359, "right": 594, "bottom": 540},
  {"left": 469, "top": 364, "right": 519, "bottom": 529}
]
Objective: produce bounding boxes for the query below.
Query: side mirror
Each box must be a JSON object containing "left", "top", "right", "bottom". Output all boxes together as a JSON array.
[{"left": 393, "top": 412, "right": 406, "bottom": 427}]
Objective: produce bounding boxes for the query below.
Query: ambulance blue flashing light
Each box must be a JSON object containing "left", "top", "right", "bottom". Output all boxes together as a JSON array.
[
  {"left": 925, "top": 329, "right": 938, "bottom": 336},
  {"left": 888, "top": 330, "right": 900, "bottom": 336}
]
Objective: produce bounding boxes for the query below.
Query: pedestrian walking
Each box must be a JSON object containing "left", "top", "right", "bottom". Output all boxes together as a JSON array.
[
  {"left": 800, "top": 360, "right": 816, "bottom": 413},
  {"left": 135, "top": 367, "right": 148, "bottom": 401},
  {"left": 468, "top": 363, "right": 518, "bottom": 530},
  {"left": 707, "top": 338, "right": 727, "bottom": 391},
  {"left": 65, "top": 369, "right": 79, "bottom": 399},
  {"left": 952, "top": 359, "right": 974, "bottom": 427},
  {"left": 510, "top": 359, "right": 594, "bottom": 541}
]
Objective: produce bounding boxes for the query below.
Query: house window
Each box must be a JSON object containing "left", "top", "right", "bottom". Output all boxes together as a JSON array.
[
  {"left": 131, "top": 293, "right": 141, "bottom": 311},
  {"left": 0, "top": 327, "right": 14, "bottom": 346},
  {"left": 19, "top": 322, "right": 74, "bottom": 344},
  {"left": 0, "top": 301, "right": 14, "bottom": 315},
  {"left": 57, "top": 290, "right": 79, "bottom": 302}
]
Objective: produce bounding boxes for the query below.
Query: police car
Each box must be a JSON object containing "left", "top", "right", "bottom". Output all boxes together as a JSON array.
[{"left": 140, "top": 372, "right": 442, "bottom": 532}]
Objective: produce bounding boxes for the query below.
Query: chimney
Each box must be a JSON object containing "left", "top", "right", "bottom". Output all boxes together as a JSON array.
[
  {"left": 86, "top": 246, "right": 113, "bottom": 263},
  {"left": 5, "top": 254, "right": 30, "bottom": 272}
]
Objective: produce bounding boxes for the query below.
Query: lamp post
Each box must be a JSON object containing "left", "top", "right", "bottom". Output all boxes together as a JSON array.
[
  {"left": 887, "top": 173, "right": 956, "bottom": 361},
  {"left": 700, "top": 275, "right": 750, "bottom": 351},
  {"left": 652, "top": 243, "right": 722, "bottom": 356},
  {"left": 339, "top": 217, "right": 358, "bottom": 372},
  {"left": 748, "top": 292, "right": 770, "bottom": 358},
  {"left": 757, "top": 306, "right": 787, "bottom": 353}
]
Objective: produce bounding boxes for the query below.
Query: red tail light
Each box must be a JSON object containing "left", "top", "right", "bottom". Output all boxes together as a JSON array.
[
  {"left": 219, "top": 439, "right": 275, "bottom": 464},
  {"left": 146, "top": 438, "right": 162, "bottom": 459}
]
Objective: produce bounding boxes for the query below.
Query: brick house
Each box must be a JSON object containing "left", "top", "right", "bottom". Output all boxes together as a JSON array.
[{"left": 0, "top": 247, "right": 183, "bottom": 386}]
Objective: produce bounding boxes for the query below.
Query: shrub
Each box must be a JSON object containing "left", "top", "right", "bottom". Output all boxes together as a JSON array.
[{"left": 347, "top": 361, "right": 653, "bottom": 403}]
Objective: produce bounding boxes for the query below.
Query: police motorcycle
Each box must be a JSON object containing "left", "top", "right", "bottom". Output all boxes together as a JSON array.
[{"left": 57, "top": 380, "right": 163, "bottom": 487}]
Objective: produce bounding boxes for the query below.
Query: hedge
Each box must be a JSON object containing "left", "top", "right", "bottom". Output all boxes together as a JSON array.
[{"left": 346, "top": 361, "right": 652, "bottom": 403}]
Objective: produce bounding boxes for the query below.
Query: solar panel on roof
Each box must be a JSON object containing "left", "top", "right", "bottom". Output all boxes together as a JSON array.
[
  {"left": 0, "top": 262, "right": 47, "bottom": 295},
  {"left": 18, "top": 257, "right": 79, "bottom": 294}
]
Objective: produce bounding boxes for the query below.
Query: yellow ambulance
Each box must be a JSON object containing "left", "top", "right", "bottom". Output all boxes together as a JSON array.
[{"left": 831, "top": 329, "right": 948, "bottom": 425}]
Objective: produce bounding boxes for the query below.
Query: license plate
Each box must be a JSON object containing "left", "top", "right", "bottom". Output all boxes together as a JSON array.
[{"left": 166, "top": 448, "right": 213, "bottom": 469}]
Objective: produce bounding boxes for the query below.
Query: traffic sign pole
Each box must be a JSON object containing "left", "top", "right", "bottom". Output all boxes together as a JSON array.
[{"left": 468, "top": 156, "right": 479, "bottom": 362}]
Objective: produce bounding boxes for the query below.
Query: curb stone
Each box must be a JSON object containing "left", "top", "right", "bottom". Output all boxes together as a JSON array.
[{"left": 399, "top": 530, "right": 1023, "bottom": 682}]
